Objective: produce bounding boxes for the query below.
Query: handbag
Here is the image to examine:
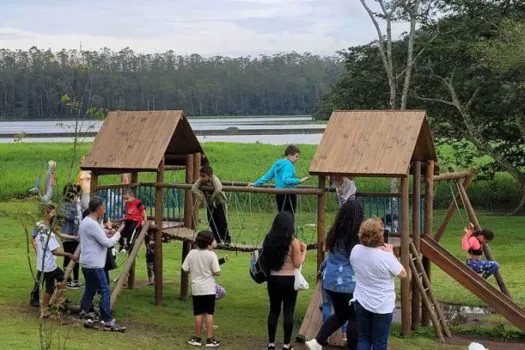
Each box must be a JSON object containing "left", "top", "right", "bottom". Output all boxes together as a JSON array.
[
  {"left": 294, "top": 266, "right": 309, "bottom": 291},
  {"left": 249, "top": 248, "right": 269, "bottom": 284}
]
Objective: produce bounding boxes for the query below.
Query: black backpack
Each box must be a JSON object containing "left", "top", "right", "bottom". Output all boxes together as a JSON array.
[{"left": 250, "top": 248, "right": 269, "bottom": 284}]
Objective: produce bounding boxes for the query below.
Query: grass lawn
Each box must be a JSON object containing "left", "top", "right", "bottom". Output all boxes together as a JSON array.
[{"left": 1, "top": 199, "right": 524, "bottom": 349}]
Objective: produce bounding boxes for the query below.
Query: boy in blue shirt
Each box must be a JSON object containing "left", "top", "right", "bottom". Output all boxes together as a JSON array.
[{"left": 251, "top": 145, "right": 309, "bottom": 218}]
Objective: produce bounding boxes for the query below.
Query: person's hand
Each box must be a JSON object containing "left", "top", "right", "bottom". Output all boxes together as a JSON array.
[
  {"left": 300, "top": 177, "right": 309, "bottom": 183},
  {"left": 224, "top": 255, "right": 230, "bottom": 262},
  {"left": 70, "top": 253, "right": 78, "bottom": 262},
  {"left": 247, "top": 183, "right": 255, "bottom": 187},
  {"left": 468, "top": 222, "right": 475, "bottom": 230},
  {"left": 380, "top": 244, "right": 394, "bottom": 253}
]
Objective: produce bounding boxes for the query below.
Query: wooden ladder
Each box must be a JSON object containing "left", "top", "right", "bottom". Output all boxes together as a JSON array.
[{"left": 409, "top": 242, "right": 451, "bottom": 342}]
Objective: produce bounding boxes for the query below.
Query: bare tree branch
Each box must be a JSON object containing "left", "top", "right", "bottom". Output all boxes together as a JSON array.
[
  {"left": 412, "top": 92, "right": 455, "bottom": 106},
  {"left": 401, "top": 0, "right": 421, "bottom": 109}
]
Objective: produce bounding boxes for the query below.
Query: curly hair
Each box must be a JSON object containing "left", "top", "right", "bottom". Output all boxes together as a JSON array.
[
  {"left": 473, "top": 228, "right": 494, "bottom": 241},
  {"left": 358, "top": 218, "right": 385, "bottom": 247},
  {"left": 325, "top": 199, "right": 363, "bottom": 253},
  {"left": 62, "top": 183, "right": 81, "bottom": 202},
  {"left": 195, "top": 231, "right": 215, "bottom": 249},
  {"left": 262, "top": 211, "right": 295, "bottom": 271}
]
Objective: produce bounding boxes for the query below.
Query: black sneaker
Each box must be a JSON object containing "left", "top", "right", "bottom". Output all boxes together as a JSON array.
[
  {"left": 79, "top": 311, "right": 97, "bottom": 321},
  {"left": 187, "top": 336, "right": 202, "bottom": 347},
  {"left": 103, "top": 319, "right": 127, "bottom": 332},
  {"left": 205, "top": 338, "right": 220, "bottom": 348}
]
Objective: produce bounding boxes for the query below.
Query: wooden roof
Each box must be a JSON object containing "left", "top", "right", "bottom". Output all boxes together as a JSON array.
[
  {"left": 309, "top": 110, "right": 438, "bottom": 177},
  {"left": 81, "top": 110, "right": 203, "bottom": 172}
]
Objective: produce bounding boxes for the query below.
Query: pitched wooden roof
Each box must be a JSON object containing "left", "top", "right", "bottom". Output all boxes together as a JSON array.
[
  {"left": 309, "top": 110, "right": 438, "bottom": 177},
  {"left": 81, "top": 110, "right": 203, "bottom": 172}
]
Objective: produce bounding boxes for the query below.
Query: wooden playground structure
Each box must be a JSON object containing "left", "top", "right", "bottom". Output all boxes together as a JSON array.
[{"left": 60, "top": 109, "right": 524, "bottom": 345}]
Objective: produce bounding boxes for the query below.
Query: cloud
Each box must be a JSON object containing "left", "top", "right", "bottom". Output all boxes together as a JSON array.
[{"left": 0, "top": 0, "right": 410, "bottom": 56}]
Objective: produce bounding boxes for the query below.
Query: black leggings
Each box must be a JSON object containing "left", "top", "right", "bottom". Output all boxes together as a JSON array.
[
  {"left": 206, "top": 203, "right": 231, "bottom": 243},
  {"left": 275, "top": 194, "right": 297, "bottom": 218},
  {"left": 316, "top": 290, "right": 358, "bottom": 350},
  {"left": 63, "top": 241, "right": 79, "bottom": 281},
  {"left": 267, "top": 275, "right": 298, "bottom": 345}
]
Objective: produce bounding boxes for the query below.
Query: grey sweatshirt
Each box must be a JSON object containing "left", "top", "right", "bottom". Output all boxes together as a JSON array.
[{"left": 78, "top": 216, "right": 121, "bottom": 269}]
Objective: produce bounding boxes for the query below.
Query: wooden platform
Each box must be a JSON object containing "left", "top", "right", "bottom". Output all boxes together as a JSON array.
[{"left": 297, "top": 283, "right": 345, "bottom": 347}]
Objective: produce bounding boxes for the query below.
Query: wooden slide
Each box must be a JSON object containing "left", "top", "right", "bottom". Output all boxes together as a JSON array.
[{"left": 420, "top": 235, "right": 525, "bottom": 332}]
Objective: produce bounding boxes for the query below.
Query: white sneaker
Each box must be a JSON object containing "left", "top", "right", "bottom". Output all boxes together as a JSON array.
[{"left": 305, "top": 339, "right": 323, "bottom": 350}]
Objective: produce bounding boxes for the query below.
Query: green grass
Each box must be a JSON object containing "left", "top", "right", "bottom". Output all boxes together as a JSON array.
[
  {"left": 1, "top": 198, "right": 524, "bottom": 349},
  {"left": 0, "top": 142, "right": 522, "bottom": 210}
]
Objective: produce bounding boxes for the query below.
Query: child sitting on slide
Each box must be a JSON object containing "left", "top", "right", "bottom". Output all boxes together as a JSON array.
[{"left": 461, "top": 223, "right": 500, "bottom": 279}]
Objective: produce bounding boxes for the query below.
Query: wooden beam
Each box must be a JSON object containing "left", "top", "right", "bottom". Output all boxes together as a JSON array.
[
  {"left": 411, "top": 161, "right": 421, "bottom": 330},
  {"left": 457, "top": 181, "right": 511, "bottom": 297},
  {"left": 317, "top": 176, "right": 326, "bottom": 272},
  {"left": 180, "top": 154, "right": 194, "bottom": 300},
  {"left": 434, "top": 167, "right": 477, "bottom": 242},
  {"left": 154, "top": 158, "right": 165, "bottom": 305},
  {"left": 400, "top": 176, "right": 411, "bottom": 336},
  {"left": 160, "top": 183, "right": 323, "bottom": 196},
  {"left": 111, "top": 222, "right": 150, "bottom": 309},
  {"left": 422, "top": 160, "right": 435, "bottom": 326},
  {"left": 433, "top": 171, "right": 470, "bottom": 182},
  {"left": 90, "top": 173, "right": 98, "bottom": 197}
]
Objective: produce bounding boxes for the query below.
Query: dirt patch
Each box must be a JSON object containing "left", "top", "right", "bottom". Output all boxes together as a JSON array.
[{"left": 447, "top": 335, "right": 525, "bottom": 349}]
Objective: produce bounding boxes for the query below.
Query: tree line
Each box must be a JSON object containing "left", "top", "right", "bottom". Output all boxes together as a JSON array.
[{"left": 0, "top": 49, "right": 344, "bottom": 119}]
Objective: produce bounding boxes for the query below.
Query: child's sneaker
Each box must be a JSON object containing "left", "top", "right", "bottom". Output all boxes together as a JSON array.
[
  {"left": 102, "top": 319, "right": 127, "bottom": 332},
  {"left": 205, "top": 337, "right": 220, "bottom": 348},
  {"left": 305, "top": 338, "right": 323, "bottom": 350},
  {"left": 67, "top": 281, "right": 79, "bottom": 289},
  {"left": 187, "top": 336, "right": 202, "bottom": 347}
]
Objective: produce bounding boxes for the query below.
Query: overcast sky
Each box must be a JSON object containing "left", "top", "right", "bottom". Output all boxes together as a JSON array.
[{"left": 0, "top": 0, "right": 408, "bottom": 56}]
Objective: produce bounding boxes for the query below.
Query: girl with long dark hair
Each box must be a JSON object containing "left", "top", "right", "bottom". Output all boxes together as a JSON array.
[
  {"left": 263, "top": 211, "right": 306, "bottom": 350},
  {"left": 306, "top": 199, "right": 363, "bottom": 350}
]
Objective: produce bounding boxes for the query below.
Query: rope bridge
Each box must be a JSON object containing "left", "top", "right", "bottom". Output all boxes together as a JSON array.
[{"left": 97, "top": 183, "right": 425, "bottom": 252}]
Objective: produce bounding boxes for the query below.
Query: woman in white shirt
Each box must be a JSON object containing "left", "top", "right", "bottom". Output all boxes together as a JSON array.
[{"left": 350, "top": 218, "right": 407, "bottom": 350}]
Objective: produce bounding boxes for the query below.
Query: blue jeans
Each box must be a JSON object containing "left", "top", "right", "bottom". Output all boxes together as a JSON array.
[
  {"left": 81, "top": 267, "right": 112, "bottom": 322},
  {"left": 355, "top": 301, "right": 392, "bottom": 350},
  {"left": 466, "top": 259, "right": 499, "bottom": 276},
  {"left": 321, "top": 288, "right": 348, "bottom": 334}
]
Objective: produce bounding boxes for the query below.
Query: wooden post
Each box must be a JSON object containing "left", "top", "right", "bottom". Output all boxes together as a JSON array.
[
  {"left": 90, "top": 173, "right": 98, "bottom": 197},
  {"left": 127, "top": 172, "right": 138, "bottom": 289},
  {"left": 111, "top": 222, "right": 150, "bottom": 309},
  {"left": 411, "top": 161, "right": 421, "bottom": 330},
  {"left": 400, "top": 176, "right": 411, "bottom": 336},
  {"left": 193, "top": 153, "right": 201, "bottom": 229},
  {"left": 422, "top": 160, "right": 435, "bottom": 326},
  {"left": 154, "top": 158, "right": 165, "bottom": 305},
  {"left": 180, "top": 154, "right": 194, "bottom": 300},
  {"left": 435, "top": 167, "right": 477, "bottom": 241},
  {"left": 457, "top": 181, "right": 511, "bottom": 297},
  {"left": 316, "top": 176, "right": 326, "bottom": 272}
]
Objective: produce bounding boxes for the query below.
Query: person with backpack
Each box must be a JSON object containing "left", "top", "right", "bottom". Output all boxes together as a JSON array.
[
  {"left": 263, "top": 211, "right": 307, "bottom": 350},
  {"left": 461, "top": 223, "right": 500, "bottom": 279}
]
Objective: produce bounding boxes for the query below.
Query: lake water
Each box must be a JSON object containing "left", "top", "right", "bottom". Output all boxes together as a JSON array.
[{"left": 0, "top": 116, "right": 324, "bottom": 145}]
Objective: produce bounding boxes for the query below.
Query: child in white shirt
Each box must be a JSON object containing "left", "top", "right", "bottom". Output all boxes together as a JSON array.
[
  {"left": 182, "top": 231, "right": 221, "bottom": 348},
  {"left": 330, "top": 175, "right": 357, "bottom": 206}
]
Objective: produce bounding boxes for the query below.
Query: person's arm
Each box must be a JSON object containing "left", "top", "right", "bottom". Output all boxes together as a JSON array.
[
  {"left": 90, "top": 222, "right": 122, "bottom": 248},
  {"left": 191, "top": 179, "right": 205, "bottom": 204},
  {"left": 210, "top": 175, "right": 223, "bottom": 203},
  {"left": 211, "top": 253, "right": 221, "bottom": 276},
  {"left": 281, "top": 163, "right": 301, "bottom": 186},
  {"left": 52, "top": 248, "right": 77, "bottom": 261},
  {"left": 182, "top": 252, "right": 191, "bottom": 272},
  {"left": 291, "top": 238, "right": 307, "bottom": 268},
  {"left": 254, "top": 164, "right": 276, "bottom": 187},
  {"left": 385, "top": 250, "right": 407, "bottom": 279}
]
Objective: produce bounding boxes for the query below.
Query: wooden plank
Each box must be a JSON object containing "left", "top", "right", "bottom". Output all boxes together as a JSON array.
[
  {"left": 457, "top": 181, "right": 511, "bottom": 297},
  {"left": 309, "top": 110, "right": 436, "bottom": 177},
  {"left": 422, "top": 160, "right": 434, "bottom": 326},
  {"left": 435, "top": 167, "right": 477, "bottom": 241},
  {"left": 180, "top": 154, "right": 194, "bottom": 300},
  {"left": 411, "top": 161, "right": 421, "bottom": 330},
  {"left": 111, "top": 222, "right": 150, "bottom": 309},
  {"left": 400, "top": 176, "right": 411, "bottom": 336},
  {"left": 433, "top": 171, "right": 470, "bottom": 182},
  {"left": 317, "top": 176, "right": 326, "bottom": 272},
  {"left": 154, "top": 158, "right": 165, "bottom": 305}
]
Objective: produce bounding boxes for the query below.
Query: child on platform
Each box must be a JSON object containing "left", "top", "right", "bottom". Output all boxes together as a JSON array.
[
  {"left": 183, "top": 231, "right": 221, "bottom": 348},
  {"left": 462, "top": 223, "right": 499, "bottom": 279},
  {"left": 32, "top": 204, "right": 77, "bottom": 317},
  {"left": 330, "top": 175, "right": 357, "bottom": 207},
  {"left": 192, "top": 165, "right": 231, "bottom": 244},
  {"left": 60, "top": 183, "right": 83, "bottom": 289},
  {"left": 120, "top": 188, "right": 147, "bottom": 252},
  {"left": 145, "top": 232, "right": 155, "bottom": 285}
]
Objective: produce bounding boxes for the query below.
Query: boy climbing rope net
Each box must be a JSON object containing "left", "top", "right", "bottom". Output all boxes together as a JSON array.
[{"left": 461, "top": 223, "right": 500, "bottom": 279}]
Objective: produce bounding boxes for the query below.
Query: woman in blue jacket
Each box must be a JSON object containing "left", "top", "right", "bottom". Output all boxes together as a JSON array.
[
  {"left": 306, "top": 199, "right": 363, "bottom": 350},
  {"left": 251, "top": 145, "right": 309, "bottom": 218}
]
